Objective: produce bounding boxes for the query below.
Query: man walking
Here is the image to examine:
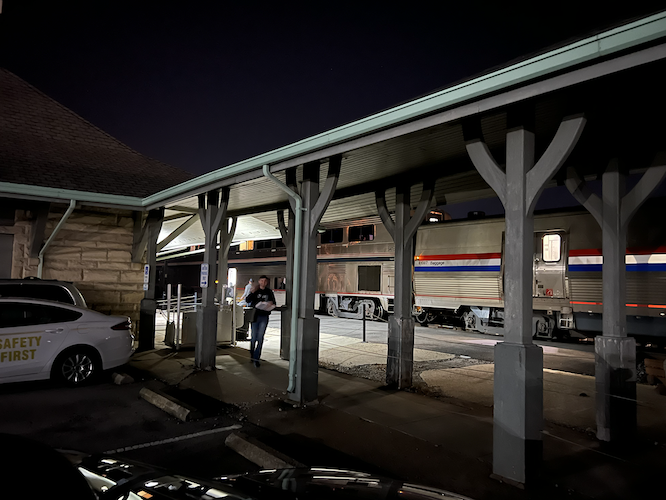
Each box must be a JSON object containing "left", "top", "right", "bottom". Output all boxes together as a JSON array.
[{"left": 245, "top": 275, "right": 275, "bottom": 367}]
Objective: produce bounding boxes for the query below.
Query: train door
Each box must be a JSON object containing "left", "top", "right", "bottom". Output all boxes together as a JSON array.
[{"left": 533, "top": 231, "right": 568, "bottom": 299}]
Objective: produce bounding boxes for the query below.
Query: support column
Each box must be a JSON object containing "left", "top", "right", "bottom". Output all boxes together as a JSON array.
[
  {"left": 290, "top": 156, "right": 341, "bottom": 404},
  {"left": 376, "top": 181, "right": 433, "bottom": 388},
  {"left": 466, "top": 113, "right": 586, "bottom": 484},
  {"left": 566, "top": 153, "right": 666, "bottom": 443},
  {"left": 216, "top": 217, "right": 238, "bottom": 304},
  {"left": 277, "top": 168, "right": 297, "bottom": 360},
  {"left": 137, "top": 209, "right": 164, "bottom": 351},
  {"left": 195, "top": 188, "right": 228, "bottom": 370}
]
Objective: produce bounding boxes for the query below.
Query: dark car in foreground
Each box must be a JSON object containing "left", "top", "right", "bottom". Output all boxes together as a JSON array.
[
  {"left": 0, "top": 433, "right": 473, "bottom": 500},
  {"left": 71, "top": 453, "right": 474, "bottom": 500}
]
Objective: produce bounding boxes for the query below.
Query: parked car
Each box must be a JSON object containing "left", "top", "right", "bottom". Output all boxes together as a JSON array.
[
  {"left": 0, "top": 298, "right": 134, "bottom": 385},
  {"left": 0, "top": 278, "right": 88, "bottom": 308},
  {"left": 68, "top": 453, "right": 475, "bottom": 500}
]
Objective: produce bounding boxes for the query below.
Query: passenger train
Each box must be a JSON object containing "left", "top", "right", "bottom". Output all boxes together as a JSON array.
[{"left": 167, "top": 200, "right": 666, "bottom": 343}]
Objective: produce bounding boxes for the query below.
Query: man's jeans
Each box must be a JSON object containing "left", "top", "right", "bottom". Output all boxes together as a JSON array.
[{"left": 250, "top": 314, "right": 269, "bottom": 361}]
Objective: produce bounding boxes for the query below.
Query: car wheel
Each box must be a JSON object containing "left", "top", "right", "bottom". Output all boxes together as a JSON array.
[{"left": 53, "top": 348, "right": 100, "bottom": 386}]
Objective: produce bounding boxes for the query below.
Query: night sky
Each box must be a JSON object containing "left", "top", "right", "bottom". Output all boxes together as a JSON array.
[{"left": 1, "top": 1, "right": 664, "bottom": 176}]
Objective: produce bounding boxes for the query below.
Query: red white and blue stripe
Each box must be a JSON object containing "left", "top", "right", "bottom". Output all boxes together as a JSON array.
[
  {"left": 569, "top": 248, "right": 666, "bottom": 272},
  {"left": 414, "top": 253, "right": 501, "bottom": 272}
]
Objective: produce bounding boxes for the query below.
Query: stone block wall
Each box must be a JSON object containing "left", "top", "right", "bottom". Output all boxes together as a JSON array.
[{"left": 5, "top": 206, "right": 145, "bottom": 324}]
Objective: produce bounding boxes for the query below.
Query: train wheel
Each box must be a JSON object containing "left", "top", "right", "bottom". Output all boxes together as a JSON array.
[
  {"left": 462, "top": 311, "right": 476, "bottom": 331},
  {"left": 326, "top": 299, "right": 337, "bottom": 317},
  {"left": 415, "top": 310, "right": 429, "bottom": 326}
]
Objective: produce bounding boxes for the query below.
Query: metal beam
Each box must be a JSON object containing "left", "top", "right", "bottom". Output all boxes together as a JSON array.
[{"left": 156, "top": 213, "right": 200, "bottom": 252}]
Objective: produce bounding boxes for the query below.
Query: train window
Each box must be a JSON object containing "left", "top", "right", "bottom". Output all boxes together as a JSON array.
[
  {"left": 239, "top": 240, "right": 254, "bottom": 251},
  {"left": 349, "top": 224, "right": 374, "bottom": 242},
  {"left": 255, "top": 240, "right": 272, "bottom": 250},
  {"left": 542, "top": 234, "right": 561, "bottom": 262},
  {"left": 275, "top": 239, "right": 285, "bottom": 248},
  {"left": 321, "top": 228, "right": 343, "bottom": 244},
  {"left": 358, "top": 266, "right": 381, "bottom": 292}
]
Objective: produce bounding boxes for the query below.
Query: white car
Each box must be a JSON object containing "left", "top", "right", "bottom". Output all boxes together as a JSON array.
[{"left": 0, "top": 298, "right": 134, "bottom": 386}]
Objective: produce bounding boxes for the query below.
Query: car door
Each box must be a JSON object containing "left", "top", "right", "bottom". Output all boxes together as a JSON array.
[
  {"left": 0, "top": 302, "right": 82, "bottom": 379},
  {"left": 533, "top": 231, "right": 568, "bottom": 299}
]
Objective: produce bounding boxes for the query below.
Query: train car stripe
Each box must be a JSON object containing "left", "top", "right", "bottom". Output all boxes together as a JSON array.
[
  {"left": 570, "top": 301, "right": 666, "bottom": 308},
  {"left": 416, "top": 252, "right": 502, "bottom": 261},
  {"left": 414, "top": 265, "right": 501, "bottom": 272},
  {"left": 569, "top": 263, "right": 666, "bottom": 272}
]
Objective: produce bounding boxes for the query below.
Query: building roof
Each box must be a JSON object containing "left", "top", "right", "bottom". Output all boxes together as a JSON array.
[{"left": 0, "top": 68, "right": 195, "bottom": 199}]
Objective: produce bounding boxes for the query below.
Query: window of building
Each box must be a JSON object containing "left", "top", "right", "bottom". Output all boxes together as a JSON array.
[
  {"left": 542, "top": 234, "right": 561, "bottom": 262},
  {"left": 358, "top": 266, "right": 381, "bottom": 292},
  {"left": 320, "top": 228, "right": 343, "bottom": 244},
  {"left": 349, "top": 225, "right": 374, "bottom": 242}
]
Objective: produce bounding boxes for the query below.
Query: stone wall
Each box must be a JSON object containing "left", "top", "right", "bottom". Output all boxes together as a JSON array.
[{"left": 4, "top": 206, "right": 145, "bottom": 324}]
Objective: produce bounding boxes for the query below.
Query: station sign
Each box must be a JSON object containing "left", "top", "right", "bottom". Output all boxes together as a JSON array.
[
  {"left": 200, "top": 263, "right": 209, "bottom": 288},
  {"left": 143, "top": 265, "right": 150, "bottom": 291}
]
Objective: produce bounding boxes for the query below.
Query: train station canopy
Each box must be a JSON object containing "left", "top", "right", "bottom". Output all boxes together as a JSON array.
[{"left": 2, "top": 11, "right": 666, "bottom": 253}]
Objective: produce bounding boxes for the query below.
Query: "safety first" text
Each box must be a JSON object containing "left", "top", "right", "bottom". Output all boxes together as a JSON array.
[{"left": 0, "top": 336, "right": 41, "bottom": 363}]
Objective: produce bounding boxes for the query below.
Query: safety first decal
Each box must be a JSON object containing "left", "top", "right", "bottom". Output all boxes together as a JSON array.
[{"left": 0, "top": 336, "right": 41, "bottom": 363}]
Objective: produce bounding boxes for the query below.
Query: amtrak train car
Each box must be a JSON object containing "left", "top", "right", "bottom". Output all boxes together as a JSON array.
[
  {"left": 316, "top": 203, "right": 666, "bottom": 342},
  {"left": 223, "top": 202, "right": 666, "bottom": 342}
]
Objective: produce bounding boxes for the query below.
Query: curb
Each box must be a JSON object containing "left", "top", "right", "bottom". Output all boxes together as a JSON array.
[
  {"left": 112, "top": 372, "right": 135, "bottom": 385},
  {"left": 225, "top": 432, "right": 303, "bottom": 469},
  {"left": 139, "top": 387, "right": 202, "bottom": 422}
]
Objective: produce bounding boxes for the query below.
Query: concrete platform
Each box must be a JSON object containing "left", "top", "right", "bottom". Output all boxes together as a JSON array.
[{"left": 131, "top": 312, "right": 666, "bottom": 500}]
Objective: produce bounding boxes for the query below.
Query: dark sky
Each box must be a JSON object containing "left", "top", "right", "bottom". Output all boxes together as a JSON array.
[{"left": 1, "top": 1, "right": 664, "bottom": 176}]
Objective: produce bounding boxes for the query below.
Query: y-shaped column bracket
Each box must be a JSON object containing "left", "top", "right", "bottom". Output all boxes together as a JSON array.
[
  {"left": 566, "top": 152, "right": 666, "bottom": 443},
  {"left": 310, "top": 155, "right": 342, "bottom": 236},
  {"left": 376, "top": 179, "right": 434, "bottom": 389},
  {"left": 465, "top": 113, "right": 586, "bottom": 486},
  {"left": 196, "top": 188, "right": 229, "bottom": 370},
  {"left": 277, "top": 167, "right": 299, "bottom": 360}
]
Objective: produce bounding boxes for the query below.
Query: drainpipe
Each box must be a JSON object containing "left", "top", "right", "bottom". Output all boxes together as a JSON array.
[
  {"left": 38, "top": 199, "right": 76, "bottom": 278},
  {"left": 262, "top": 164, "right": 302, "bottom": 393}
]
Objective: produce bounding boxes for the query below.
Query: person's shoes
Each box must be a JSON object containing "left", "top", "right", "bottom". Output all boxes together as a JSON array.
[{"left": 253, "top": 361, "right": 260, "bottom": 368}]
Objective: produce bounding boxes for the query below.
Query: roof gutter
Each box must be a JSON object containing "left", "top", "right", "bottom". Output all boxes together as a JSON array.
[
  {"left": 262, "top": 164, "right": 302, "bottom": 394},
  {"left": 0, "top": 182, "right": 143, "bottom": 210},
  {"left": 38, "top": 199, "right": 76, "bottom": 278}
]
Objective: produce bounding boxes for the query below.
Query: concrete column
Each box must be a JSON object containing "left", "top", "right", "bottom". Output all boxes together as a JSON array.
[
  {"left": 466, "top": 113, "right": 586, "bottom": 484},
  {"left": 377, "top": 181, "right": 433, "bottom": 389},
  {"left": 138, "top": 208, "right": 164, "bottom": 352},
  {"left": 277, "top": 168, "right": 297, "bottom": 360},
  {"left": 195, "top": 188, "right": 228, "bottom": 370},
  {"left": 290, "top": 156, "right": 341, "bottom": 404},
  {"left": 566, "top": 154, "right": 666, "bottom": 442}
]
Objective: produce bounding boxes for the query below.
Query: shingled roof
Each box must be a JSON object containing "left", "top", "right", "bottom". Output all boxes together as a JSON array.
[{"left": 0, "top": 68, "right": 195, "bottom": 198}]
